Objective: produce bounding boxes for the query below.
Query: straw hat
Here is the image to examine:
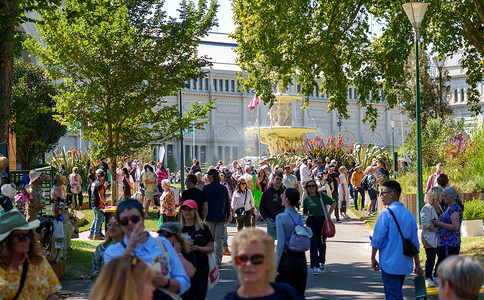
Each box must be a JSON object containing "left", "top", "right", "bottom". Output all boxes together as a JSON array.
[
  {"left": 0, "top": 156, "right": 8, "bottom": 174},
  {"left": 29, "top": 169, "right": 43, "bottom": 183},
  {"left": 0, "top": 209, "right": 40, "bottom": 242},
  {"left": 53, "top": 173, "right": 67, "bottom": 186}
]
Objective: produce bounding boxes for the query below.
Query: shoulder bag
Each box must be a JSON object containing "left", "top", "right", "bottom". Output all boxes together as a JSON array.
[
  {"left": 12, "top": 259, "right": 29, "bottom": 300},
  {"left": 235, "top": 192, "right": 248, "bottom": 219},
  {"left": 252, "top": 175, "right": 263, "bottom": 207},
  {"left": 319, "top": 194, "right": 336, "bottom": 238},
  {"left": 387, "top": 208, "right": 419, "bottom": 257}
]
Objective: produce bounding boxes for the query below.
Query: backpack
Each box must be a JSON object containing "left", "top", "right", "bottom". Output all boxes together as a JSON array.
[
  {"left": 285, "top": 212, "right": 312, "bottom": 252},
  {"left": 360, "top": 175, "right": 369, "bottom": 191}
]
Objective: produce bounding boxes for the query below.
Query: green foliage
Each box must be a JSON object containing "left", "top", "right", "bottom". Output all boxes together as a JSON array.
[
  {"left": 463, "top": 199, "right": 484, "bottom": 221},
  {"left": 64, "top": 240, "right": 101, "bottom": 280},
  {"left": 45, "top": 147, "right": 96, "bottom": 189},
  {"left": 349, "top": 143, "right": 390, "bottom": 170},
  {"left": 265, "top": 154, "right": 302, "bottom": 172},
  {"left": 167, "top": 153, "right": 177, "bottom": 173},
  {"left": 24, "top": 0, "right": 218, "bottom": 160},
  {"left": 11, "top": 59, "right": 66, "bottom": 169}
]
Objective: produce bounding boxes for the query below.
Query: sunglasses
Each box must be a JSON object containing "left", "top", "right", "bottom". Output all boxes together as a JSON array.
[
  {"left": 379, "top": 191, "right": 392, "bottom": 196},
  {"left": 160, "top": 232, "right": 174, "bottom": 238},
  {"left": 306, "top": 185, "right": 317, "bottom": 188},
  {"left": 12, "top": 230, "right": 33, "bottom": 242},
  {"left": 107, "top": 222, "right": 120, "bottom": 229},
  {"left": 119, "top": 215, "right": 141, "bottom": 226},
  {"left": 234, "top": 254, "right": 265, "bottom": 266}
]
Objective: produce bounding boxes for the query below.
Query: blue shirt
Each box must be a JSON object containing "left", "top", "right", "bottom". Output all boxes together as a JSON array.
[
  {"left": 104, "top": 234, "right": 190, "bottom": 295},
  {"left": 371, "top": 202, "right": 419, "bottom": 275}
]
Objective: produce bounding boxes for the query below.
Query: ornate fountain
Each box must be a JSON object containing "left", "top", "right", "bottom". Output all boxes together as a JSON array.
[{"left": 245, "top": 93, "right": 317, "bottom": 156}]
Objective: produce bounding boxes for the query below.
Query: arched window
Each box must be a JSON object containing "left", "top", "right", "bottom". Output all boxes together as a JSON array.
[
  {"left": 461, "top": 89, "right": 465, "bottom": 103},
  {"left": 213, "top": 79, "right": 217, "bottom": 91}
]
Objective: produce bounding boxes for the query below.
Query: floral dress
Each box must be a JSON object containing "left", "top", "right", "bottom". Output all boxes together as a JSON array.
[
  {"left": 161, "top": 189, "right": 175, "bottom": 217},
  {"left": 68, "top": 173, "right": 82, "bottom": 194},
  {"left": 437, "top": 203, "right": 463, "bottom": 256}
]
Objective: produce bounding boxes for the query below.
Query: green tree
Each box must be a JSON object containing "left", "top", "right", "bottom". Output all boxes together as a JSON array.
[
  {"left": 167, "top": 153, "right": 177, "bottom": 173},
  {"left": 0, "top": 0, "right": 60, "bottom": 148},
  {"left": 11, "top": 59, "right": 66, "bottom": 169},
  {"left": 25, "top": 0, "right": 217, "bottom": 203},
  {"left": 232, "top": 0, "right": 484, "bottom": 127},
  {"left": 399, "top": 45, "right": 453, "bottom": 127}
]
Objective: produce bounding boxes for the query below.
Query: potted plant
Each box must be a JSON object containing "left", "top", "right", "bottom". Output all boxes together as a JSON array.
[{"left": 462, "top": 199, "right": 484, "bottom": 237}]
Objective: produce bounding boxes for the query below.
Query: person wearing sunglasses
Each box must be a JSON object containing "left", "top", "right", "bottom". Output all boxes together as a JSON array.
[
  {"left": 158, "top": 222, "right": 197, "bottom": 300},
  {"left": 89, "top": 254, "right": 155, "bottom": 300},
  {"left": 91, "top": 216, "right": 125, "bottom": 280},
  {"left": 224, "top": 228, "right": 300, "bottom": 300},
  {"left": 0, "top": 209, "right": 62, "bottom": 300},
  {"left": 104, "top": 200, "right": 190, "bottom": 300},
  {"left": 303, "top": 179, "right": 336, "bottom": 275},
  {"left": 179, "top": 200, "right": 214, "bottom": 300}
]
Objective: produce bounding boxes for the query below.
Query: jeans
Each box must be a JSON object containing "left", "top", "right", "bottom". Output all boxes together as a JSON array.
[
  {"left": 306, "top": 216, "right": 326, "bottom": 268},
  {"left": 267, "top": 218, "right": 277, "bottom": 240},
  {"left": 90, "top": 206, "right": 104, "bottom": 236},
  {"left": 424, "top": 247, "right": 437, "bottom": 279},
  {"left": 206, "top": 221, "right": 224, "bottom": 265},
  {"left": 276, "top": 249, "right": 307, "bottom": 300},
  {"left": 353, "top": 188, "right": 365, "bottom": 210},
  {"left": 349, "top": 183, "right": 354, "bottom": 199},
  {"left": 435, "top": 245, "right": 460, "bottom": 275},
  {"left": 301, "top": 181, "right": 307, "bottom": 200},
  {"left": 381, "top": 270, "right": 405, "bottom": 300},
  {"left": 72, "top": 191, "right": 83, "bottom": 209},
  {"left": 223, "top": 223, "right": 228, "bottom": 248}
]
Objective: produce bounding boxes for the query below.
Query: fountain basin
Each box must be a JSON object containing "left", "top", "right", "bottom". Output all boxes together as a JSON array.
[{"left": 245, "top": 126, "right": 316, "bottom": 155}]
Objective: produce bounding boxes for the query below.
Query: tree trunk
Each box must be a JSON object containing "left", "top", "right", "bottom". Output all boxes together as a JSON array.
[{"left": 0, "top": 0, "right": 17, "bottom": 145}]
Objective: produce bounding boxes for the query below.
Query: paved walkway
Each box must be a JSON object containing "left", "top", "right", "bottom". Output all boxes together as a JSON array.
[{"left": 60, "top": 210, "right": 434, "bottom": 299}]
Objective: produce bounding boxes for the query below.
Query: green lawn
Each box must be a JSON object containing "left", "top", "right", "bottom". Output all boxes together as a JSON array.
[{"left": 64, "top": 240, "right": 102, "bottom": 280}]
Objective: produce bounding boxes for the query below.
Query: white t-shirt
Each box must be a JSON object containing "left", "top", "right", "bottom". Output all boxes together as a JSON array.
[
  {"left": 282, "top": 174, "right": 298, "bottom": 189},
  {"left": 299, "top": 164, "right": 311, "bottom": 182}
]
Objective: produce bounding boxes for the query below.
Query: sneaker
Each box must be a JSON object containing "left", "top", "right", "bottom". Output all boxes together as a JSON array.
[
  {"left": 365, "top": 212, "right": 371, "bottom": 216},
  {"left": 344, "top": 214, "right": 351, "bottom": 219},
  {"left": 336, "top": 219, "right": 342, "bottom": 223},
  {"left": 319, "top": 264, "right": 325, "bottom": 271},
  {"left": 426, "top": 278, "right": 435, "bottom": 287},
  {"left": 312, "top": 267, "right": 319, "bottom": 275},
  {"left": 223, "top": 247, "right": 231, "bottom": 255}
]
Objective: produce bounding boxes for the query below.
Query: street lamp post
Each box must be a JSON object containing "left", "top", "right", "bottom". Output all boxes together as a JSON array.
[
  {"left": 403, "top": 2, "right": 429, "bottom": 222},
  {"left": 179, "top": 90, "right": 185, "bottom": 192},
  {"left": 432, "top": 56, "right": 448, "bottom": 114},
  {"left": 390, "top": 120, "right": 396, "bottom": 179},
  {"left": 337, "top": 113, "right": 343, "bottom": 133}
]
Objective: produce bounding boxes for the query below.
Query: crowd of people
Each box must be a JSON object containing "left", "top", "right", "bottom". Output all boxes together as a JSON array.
[{"left": 1, "top": 154, "right": 483, "bottom": 300}]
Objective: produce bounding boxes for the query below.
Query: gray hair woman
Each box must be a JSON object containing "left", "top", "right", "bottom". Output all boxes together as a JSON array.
[{"left": 437, "top": 255, "right": 484, "bottom": 300}]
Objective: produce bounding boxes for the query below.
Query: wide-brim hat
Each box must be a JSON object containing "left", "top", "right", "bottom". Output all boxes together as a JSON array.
[
  {"left": 29, "top": 169, "right": 43, "bottom": 182},
  {"left": 159, "top": 222, "right": 182, "bottom": 235},
  {"left": 1, "top": 183, "right": 17, "bottom": 198},
  {"left": 0, "top": 209, "right": 40, "bottom": 242},
  {"left": 54, "top": 173, "right": 67, "bottom": 186},
  {"left": 355, "top": 163, "right": 362, "bottom": 169},
  {"left": 0, "top": 156, "right": 8, "bottom": 174}
]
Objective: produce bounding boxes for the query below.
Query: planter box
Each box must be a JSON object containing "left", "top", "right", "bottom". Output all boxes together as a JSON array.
[
  {"left": 51, "top": 260, "right": 66, "bottom": 279},
  {"left": 462, "top": 219, "right": 484, "bottom": 237}
]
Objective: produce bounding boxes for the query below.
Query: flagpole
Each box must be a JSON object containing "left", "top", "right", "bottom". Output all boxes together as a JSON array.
[{"left": 258, "top": 98, "right": 261, "bottom": 159}]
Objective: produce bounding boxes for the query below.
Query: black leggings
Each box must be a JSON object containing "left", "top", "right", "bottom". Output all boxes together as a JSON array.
[{"left": 276, "top": 249, "right": 307, "bottom": 300}]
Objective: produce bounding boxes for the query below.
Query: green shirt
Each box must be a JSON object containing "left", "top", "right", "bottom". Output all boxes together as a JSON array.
[{"left": 303, "top": 193, "right": 335, "bottom": 217}]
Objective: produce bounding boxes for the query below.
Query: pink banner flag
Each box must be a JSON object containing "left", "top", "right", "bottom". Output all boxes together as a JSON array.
[{"left": 248, "top": 94, "right": 259, "bottom": 111}]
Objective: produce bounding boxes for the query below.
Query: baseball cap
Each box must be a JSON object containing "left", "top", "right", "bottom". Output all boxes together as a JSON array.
[{"left": 181, "top": 199, "right": 198, "bottom": 210}]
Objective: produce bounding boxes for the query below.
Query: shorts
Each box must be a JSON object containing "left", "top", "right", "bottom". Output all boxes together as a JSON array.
[
  {"left": 145, "top": 191, "right": 154, "bottom": 201},
  {"left": 368, "top": 189, "right": 377, "bottom": 200},
  {"left": 141, "top": 189, "right": 145, "bottom": 196}
]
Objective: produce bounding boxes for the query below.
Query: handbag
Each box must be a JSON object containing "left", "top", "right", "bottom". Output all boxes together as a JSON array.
[
  {"left": 235, "top": 191, "right": 248, "bottom": 219},
  {"left": 252, "top": 175, "right": 263, "bottom": 207},
  {"left": 387, "top": 208, "right": 419, "bottom": 257},
  {"left": 207, "top": 252, "right": 219, "bottom": 291},
  {"left": 319, "top": 194, "right": 336, "bottom": 238}
]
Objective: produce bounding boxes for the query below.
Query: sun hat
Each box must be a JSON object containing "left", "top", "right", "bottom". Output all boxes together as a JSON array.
[
  {"left": 29, "top": 169, "right": 43, "bottom": 183},
  {"left": 284, "top": 165, "right": 291, "bottom": 169},
  {"left": 181, "top": 199, "right": 198, "bottom": 210},
  {"left": 355, "top": 163, "right": 362, "bottom": 169},
  {"left": 0, "top": 156, "right": 8, "bottom": 174},
  {"left": 1, "top": 183, "right": 16, "bottom": 198},
  {"left": 53, "top": 173, "right": 67, "bottom": 186},
  {"left": 159, "top": 222, "right": 182, "bottom": 235},
  {"left": 0, "top": 209, "right": 40, "bottom": 242}
]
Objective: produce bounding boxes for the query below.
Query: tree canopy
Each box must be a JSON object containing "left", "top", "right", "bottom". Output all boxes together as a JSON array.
[
  {"left": 232, "top": 0, "right": 484, "bottom": 128},
  {"left": 11, "top": 59, "right": 66, "bottom": 169},
  {"left": 25, "top": 0, "right": 218, "bottom": 160}
]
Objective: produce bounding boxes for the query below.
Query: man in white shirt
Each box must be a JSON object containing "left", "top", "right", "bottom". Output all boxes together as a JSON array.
[{"left": 299, "top": 158, "right": 311, "bottom": 199}]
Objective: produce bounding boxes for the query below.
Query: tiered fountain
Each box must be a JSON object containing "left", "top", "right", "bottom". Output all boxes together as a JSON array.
[{"left": 245, "top": 93, "right": 316, "bottom": 155}]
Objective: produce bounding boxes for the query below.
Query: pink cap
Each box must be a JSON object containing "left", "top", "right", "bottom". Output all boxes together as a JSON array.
[{"left": 181, "top": 199, "right": 198, "bottom": 210}]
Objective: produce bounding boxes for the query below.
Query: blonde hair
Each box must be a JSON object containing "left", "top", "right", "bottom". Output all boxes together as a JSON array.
[
  {"left": 339, "top": 166, "right": 346, "bottom": 172},
  {"left": 195, "top": 172, "right": 202, "bottom": 184},
  {"left": 231, "top": 228, "right": 277, "bottom": 282},
  {"left": 89, "top": 255, "right": 154, "bottom": 300},
  {"left": 179, "top": 208, "right": 204, "bottom": 231},
  {"left": 162, "top": 179, "right": 170, "bottom": 187},
  {"left": 425, "top": 186, "right": 443, "bottom": 206},
  {"left": 72, "top": 167, "right": 78, "bottom": 173}
]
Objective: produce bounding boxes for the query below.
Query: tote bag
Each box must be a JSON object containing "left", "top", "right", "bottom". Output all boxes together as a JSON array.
[
  {"left": 252, "top": 175, "right": 263, "bottom": 207},
  {"left": 207, "top": 252, "right": 219, "bottom": 291}
]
